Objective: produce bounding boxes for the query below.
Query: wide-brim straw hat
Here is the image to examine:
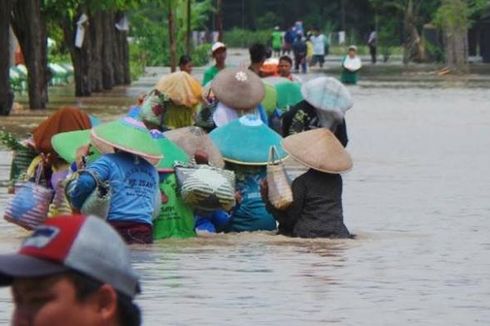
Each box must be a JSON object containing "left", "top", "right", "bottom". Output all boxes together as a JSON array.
[
  {"left": 150, "top": 130, "right": 189, "bottom": 173},
  {"left": 261, "top": 83, "right": 278, "bottom": 115},
  {"left": 91, "top": 117, "right": 162, "bottom": 166},
  {"left": 51, "top": 129, "right": 101, "bottom": 164},
  {"left": 282, "top": 128, "right": 352, "bottom": 173},
  {"left": 211, "top": 68, "right": 265, "bottom": 111},
  {"left": 164, "top": 126, "right": 225, "bottom": 168},
  {"left": 264, "top": 77, "right": 303, "bottom": 110},
  {"left": 154, "top": 71, "right": 203, "bottom": 108},
  {"left": 209, "top": 114, "right": 287, "bottom": 166},
  {"left": 301, "top": 77, "right": 353, "bottom": 113}
]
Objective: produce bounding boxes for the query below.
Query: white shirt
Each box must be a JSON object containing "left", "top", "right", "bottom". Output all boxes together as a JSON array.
[{"left": 311, "top": 34, "right": 325, "bottom": 55}]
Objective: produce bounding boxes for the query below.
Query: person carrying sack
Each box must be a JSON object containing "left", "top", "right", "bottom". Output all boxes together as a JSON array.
[{"left": 262, "top": 129, "right": 353, "bottom": 238}]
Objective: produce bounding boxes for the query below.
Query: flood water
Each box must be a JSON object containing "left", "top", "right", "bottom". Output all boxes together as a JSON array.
[{"left": 1, "top": 74, "right": 490, "bottom": 325}]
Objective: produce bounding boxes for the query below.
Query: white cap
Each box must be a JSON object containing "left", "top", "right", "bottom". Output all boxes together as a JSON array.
[{"left": 212, "top": 42, "right": 226, "bottom": 53}]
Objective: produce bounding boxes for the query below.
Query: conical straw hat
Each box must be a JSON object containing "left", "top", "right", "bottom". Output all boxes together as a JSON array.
[
  {"left": 209, "top": 114, "right": 287, "bottom": 166},
  {"left": 163, "top": 126, "right": 224, "bottom": 168},
  {"left": 301, "top": 77, "right": 353, "bottom": 113},
  {"left": 282, "top": 128, "right": 352, "bottom": 173},
  {"left": 91, "top": 117, "right": 162, "bottom": 166},
  {"left": 211, "top": 68, "right": 265, "bottom": 111},
  {"left": 154, "top": 71, "right": 203, "bottom": 108}
]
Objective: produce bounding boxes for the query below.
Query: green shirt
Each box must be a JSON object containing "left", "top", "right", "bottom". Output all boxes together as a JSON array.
[
  {"left": 202, "top": 65, "right": 220, "bottom": 86},
  {"left": 272, "top": 31, "right": 282, "bottom": 50}
]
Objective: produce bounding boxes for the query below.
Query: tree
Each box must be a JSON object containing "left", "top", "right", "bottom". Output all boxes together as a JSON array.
[
  {"left": 370, "top": 0, "right": 441, "bottom": 63},
  {"left": 167, "top": 0, "right": 177, "bottom": 72},
  {"left": 0, "top": 0, "right": 14, "bottom": 115},
  {"left": 434, "top": 0, "right": 489, "bottom": 72},
  {"left": 11, "top": 0, "right": 50, "bottom": 109}
]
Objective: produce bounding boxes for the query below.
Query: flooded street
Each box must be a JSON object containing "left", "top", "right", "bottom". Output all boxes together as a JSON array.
[{"left": 1, "top": 68, "right": 490, "bottom": 324}]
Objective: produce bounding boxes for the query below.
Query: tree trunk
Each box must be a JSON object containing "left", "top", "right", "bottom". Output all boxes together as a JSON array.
[
  {"left": 102, "top": 11, "right": 115, "bottom": 90},
  {"left": 444, "top": 27, "right": 468, "bottom": 72},
  {"left": 11, "top": 0, "right": 49, "bottom": 109},
  {"left": 113, "top": 13, "right": 124, "bottom": 86},
  {"left": 62, "top": 11, "right": 92, "bottom": 97},
  {"left": 186, "top": 0, "right": 191, "bottom": 54},
  {"left": 402, "top": 0, "right": 424, "bottom": 64},
  {"left": 0, "top": 0, "right": 14, "bottom": 115},
  {"left": 168, "top": 3, "right": 177, "bottom": 72},
  {"left": 121, "top": 28, "right": 131, "bottom": 84},
  {"left": 216, "top": 0, "right": 223, "bottom": 42},
  {"left": 90, "top": 10, "right": 104, "bottom": 92}
]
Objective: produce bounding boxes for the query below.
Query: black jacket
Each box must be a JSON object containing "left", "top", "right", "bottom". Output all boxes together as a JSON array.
[
  {"left": 281, "top": 100, "right": 348, "bottom": 147},
  {"left": 266, "top": 169, "right": 351, "bottom": 238}
]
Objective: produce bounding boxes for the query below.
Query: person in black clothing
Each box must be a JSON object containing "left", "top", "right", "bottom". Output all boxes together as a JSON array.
[
  {"left": 248, "top": 43, "right": 268, "bottom": 76},
  {"left": 292, "top": 35, "right": 307, "bottom": 74},
  {"left": 281, "top": 99, "right": 348, "bottom": 146},
  {"left": 262, "top": 128, "right": 352, "bottom": 238}
]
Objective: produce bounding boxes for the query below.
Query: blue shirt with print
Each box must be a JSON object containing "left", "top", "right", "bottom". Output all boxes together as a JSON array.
[{"left": 70, "top": 152, "right": 159, "bottom": 225}]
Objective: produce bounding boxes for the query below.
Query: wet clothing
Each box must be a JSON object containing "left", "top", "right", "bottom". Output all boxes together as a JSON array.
[
  {"left": 266, "top": 169, "right": 350, "bottom": 238},
  {"left": 153, "top": 173, "right": 196, "bottom": 239},
  {"left": 341, "top": 56, "right": 359, "bottom": 85},
  {"left": 69, "top": 152, "right": 159, "bottom": 228},
  {"left": 33, "top": 107, "right": 91, "bottom": 156},
  {"left": 292, "top": 39, "right": 307, "bottom": 73},
  {"left": 109, "top": 221, "right": 153, "bottom": 244},
  {"left": 225, "top": 164, "right": 277, "bottom": 232},
  {"left": 281, "top": 100, "right": 348, "bottom": 147},
  {"left": 195, "top": 210, "right": 231, "bottom": 233},
  {"left": 202, "top": 65, "right": 221, "bottom": 86}
]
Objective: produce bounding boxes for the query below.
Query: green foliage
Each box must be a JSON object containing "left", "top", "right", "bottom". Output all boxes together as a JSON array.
[
  {"left": 434, "top": 0, "right": 471, "bottom": 30},
  {"left": 0, "top": 130, "right": 23, "bottom": 151},
  {"left": 223, "top": 28, "right": 273, "bottom": 48},
  {"left": 256, "top": 12, "right": 281, "bottom": 30}
]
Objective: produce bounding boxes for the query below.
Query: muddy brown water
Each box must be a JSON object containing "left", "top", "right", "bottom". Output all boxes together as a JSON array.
[{"left": 1, "top": 74, "right": 490, "bottom": 325}]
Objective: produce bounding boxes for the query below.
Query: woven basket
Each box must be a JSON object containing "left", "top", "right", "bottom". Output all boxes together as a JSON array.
[{"left": 266, "top": 146, "right": 293, "bottom": 209}]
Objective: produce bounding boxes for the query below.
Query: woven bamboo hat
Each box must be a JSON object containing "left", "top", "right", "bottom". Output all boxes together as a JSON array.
[
  {"left": 163, "top": 126, "right": 225, "bottom": 168},
  {"left": 211, "top": 68, "right": 265, "bottom": 111},
  {"left": 282, "top": 128, "right": 352, "bottom": 173},
  {"left": 150, "top": 130, "right": 189, "bottom": 173},
  {"left": 51, "top": 129, "right": 101, "bottom": 164}
]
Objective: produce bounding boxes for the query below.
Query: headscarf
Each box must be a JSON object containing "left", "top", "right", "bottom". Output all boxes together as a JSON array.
[{"left": 32, "top": 107, "right": 92, "bottom": 156}]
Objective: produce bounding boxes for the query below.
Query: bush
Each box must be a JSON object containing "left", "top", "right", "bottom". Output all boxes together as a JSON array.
[
  {"left": 191, "top": 44, "right": 211, "bottom": 67},
  {"left": 223, "top": 28, "right": 273, "bottom": 48}
]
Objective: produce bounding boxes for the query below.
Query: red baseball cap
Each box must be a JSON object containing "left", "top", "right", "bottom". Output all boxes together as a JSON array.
[{"left": 0, "top": 215, "right": 140, "bottom": 298}]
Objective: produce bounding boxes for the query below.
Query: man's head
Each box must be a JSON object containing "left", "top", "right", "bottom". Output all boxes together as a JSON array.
[
  {"left": 278, "top": 56, "right": 293, "bottom": 78},
  {"left": 249, "top": 43, "right": 267, "bottom": 65},
  {"left": 312, "top": 27, "right": 320, "bottom": 36},
  {"left": 178, "top": 55, "right": 193, "bottom": 74},
  {"left": 211, "top": 42, "right": 227, "bottom": 66},
  {"left": 0, "top": 215, "right": 141, "bottom": 326}
]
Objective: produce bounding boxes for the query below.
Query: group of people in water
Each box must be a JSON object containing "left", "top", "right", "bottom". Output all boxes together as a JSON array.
[{"left": 4, "top": 41, "right": 356, "bottom": 247}]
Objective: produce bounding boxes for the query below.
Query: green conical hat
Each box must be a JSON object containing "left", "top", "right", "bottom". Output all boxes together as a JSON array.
[
  {"left": 91, "top": 117, "right": 162, "bottom": 165},
  {"left": 275, "top": 81, "right": 303, "bottom": 110},
  {"left": 209, "top": 114, "right": 287, "bottom": 166},
  {"left": 264, "top": 77, "right": 303, "bottom": 110},
  {"left": 51, "top": 130, "right": 101, "bottom": 164},
  {"left": 150, "top": 131, "right": 189, "bottom": 172},
  {"left": 261, "top": 83, "right": 278, "bottom": 115}
]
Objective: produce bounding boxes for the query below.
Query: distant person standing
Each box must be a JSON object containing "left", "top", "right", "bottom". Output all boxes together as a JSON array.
[
  {"left": 283, "top": 27, "right": 295, "bottom": 55},
  {"left": 202, "top": 42, "right": 227, "bottom": 85},
  {"left": 271, "top": 26, "right": 283, "bottom": 57},
  {"left": 310, "top": 27, "right": 326, "bottom": 68},
  {"left": 341, "top": 45, "right": 362, "bottom": 85},
  {"left": 368, "top": 28, "right": 377, "bottom": 64},
  {"left": 292, "top": 35, "right": 307, "bottom": 74},
  {"left": 178, "top": 55, "right": 193, "bottom": 74}
]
